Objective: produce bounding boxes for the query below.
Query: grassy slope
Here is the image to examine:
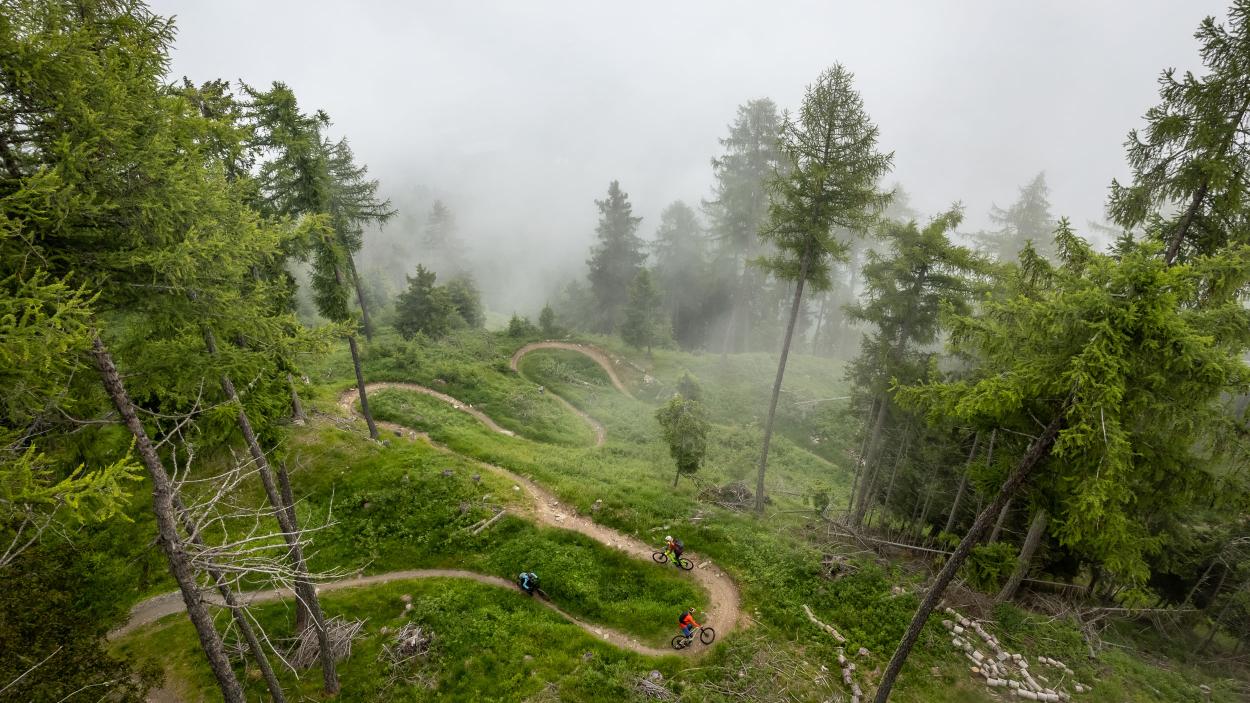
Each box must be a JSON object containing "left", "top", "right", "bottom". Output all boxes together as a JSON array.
[{"left": 112, "top": 329, "right": 1239, "bottom": 702}]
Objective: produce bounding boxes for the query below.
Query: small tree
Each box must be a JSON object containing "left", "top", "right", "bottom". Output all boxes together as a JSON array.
[
  {"left": 539, "top": 303, "right": 561, "bottom": 337},
  {"left": 508, "top": 313, "right": 538, "bottom": 338},
  {"left": 656, "top": 393, "right": 710, "bottom": 487},
  {"left": 394, "top": 265, "right": 455, "bottom": 339},
  {"left": 444, "top": 274, "right": 485, "bottom": 328},
  {"left": 620, "top": 269, "right": 664, "bottom": 353}
]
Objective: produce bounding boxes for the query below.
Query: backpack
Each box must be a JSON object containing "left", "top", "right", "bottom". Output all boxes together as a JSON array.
[
  {"left": 672, "top": 538, "right": 684, "bottom": 556},
  {"left": 677, "top": 612, "right": 687, "bottom": 626}
]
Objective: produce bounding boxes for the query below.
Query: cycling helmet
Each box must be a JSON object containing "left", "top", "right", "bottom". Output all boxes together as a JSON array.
[{"left": 665, "top": 535, "right": 673, "bottom": 541}]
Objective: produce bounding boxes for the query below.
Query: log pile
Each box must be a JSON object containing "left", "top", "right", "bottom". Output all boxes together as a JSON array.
[
  {"left": 695, "top": 481, "right": 754, "bottom": 511},
  {"left": 941, "top": 606, "right": 1089, "bottom": 701},
  {"left": 633, "top": 670, "right": 675, "bottom": 700},
  {"left": 290, "top": 616, "right": 364, "bottom": 669},
  {"left": 379, "top": 622, "right": 436, "bottom": 688},
  {"left": 802, "top": 604, "right": 862, "bottom": 702}
]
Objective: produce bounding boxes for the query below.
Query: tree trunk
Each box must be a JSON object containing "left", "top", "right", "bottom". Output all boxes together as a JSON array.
[
  {"left": 720, "top": 254, "right": 742, "bottom": 362},
  {"left": 846, "top": 397, "right": 880, "bottom": 512},
  {"left": 916, "top": 469, "right": 937, "bottom": 539},
  {"left": 880, "top": 433, "right": 911, "bottom": 523},
  {"left": 851, "top": 397, "right": 890, "bottom": 526},
  {"left": 90, "top": 335, "right": 245, "bottom": 703},
  {"left": 1199, "top": 578, "right": 1246, "bottom": 653},
  {"left": 348, "top": 334, "right": 378, "bottom": 440},
  {"left": 944, "top": 432, "right": 980, "bottom": 535},
  {"left": 1184, "top": 557, "right": 1221, "bottom": 608},
  {"left": 174, "top": 496, "right": 287, "bottom": 703},
  {"left": 812, "top": 292, "right": 829, "bottom": 356},
  {"left": 988, "top": 497, "right": 1012, "bottom": 544},
  {"left": 202, "top": 330, "right": 339, "bottom": 694},
  {"left": 873, "top": 408, "right": 1065, "bottom": 703},
  {"left": 276, "top": 461, "right": 309, "bottom": 634},
  {"left": 345, "top": 254, "right": 374, "bottom": 342},
  {"left": 996, "top": 508, "right": 1048, "bottom": 603},
  {"left": 289, "top": 374, "right": 308, "bottom": 424},
  {"left": 754, "top": 246, "right": 812, "bottom": 514}
]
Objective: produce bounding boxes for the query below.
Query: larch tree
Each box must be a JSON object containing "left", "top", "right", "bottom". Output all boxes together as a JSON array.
[
  {"left": 873, "top": 229, "right": 1250, "bottom": 701},
  {"left": 971, "top": 172, "right": 1054, "bottom": 262},
  {"left": 0, "top": 2, "right": 287, "bottom": 698},
  {"left": 752, "top": 65, "right": 893, "bottom": 515},
  {"left": 586, "top": 180, "right": 646, "bottom": 332},
  {"left": 705, "top": 98, "right": 783, "bottom": 355},
  {"left": 1109, "top": 0, "right": 1250, "bottom": 266},
  {"left": 656, "top": 376, "right": 710, "bottom": 487},
  {"left": 249, "top": 83, "right": 384, "bottom": 441},
  {"left": 844, "top": 207, "right": 985, "bottom": 526}
]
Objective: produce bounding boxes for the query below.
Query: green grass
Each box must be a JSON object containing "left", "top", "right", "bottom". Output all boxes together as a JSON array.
[
  {"left": 115, "top": 578, "right": 684, "bottom": 701},
  {"left": 110, "top": 328, "right": 1247, "bottom": 702}
]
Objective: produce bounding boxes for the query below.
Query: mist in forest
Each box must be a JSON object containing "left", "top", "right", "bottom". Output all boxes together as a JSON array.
[{"left": 153, "top": 0, "right": 1226, "bottom": 317}]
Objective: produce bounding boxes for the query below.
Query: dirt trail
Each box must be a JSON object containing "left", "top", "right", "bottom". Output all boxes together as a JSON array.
[
  {"left": 113, "top": 569, "right": 675, "bottom": 657},
  {"left": 510, "top": 340, "right": 635, "bottom": 399},
  {"left": 114, "top": 380, "right": 742, "bottom": 662}
]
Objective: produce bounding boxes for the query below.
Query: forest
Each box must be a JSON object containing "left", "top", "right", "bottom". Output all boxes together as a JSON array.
[{"left": 3, "top": 1, "right": 1250, "bottom": 702}]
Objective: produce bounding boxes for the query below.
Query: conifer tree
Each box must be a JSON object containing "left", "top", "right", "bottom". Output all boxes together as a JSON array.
[
  {"left": 1109, "top": 0, "right": 1250, "bottom": 266},
  {"left": 587, "top": 181, "right": 646, "bottom": 332},
  {"left": 422, "top": 200, "right": 468, "bottom": 276},
  {"left": 652, "top": 201, "right": 708, "bottom": 348},
  {"left": 620, "top": 269, "right": 664, "bottom": 353},
  {"left": 752, "top": 65, "right": 893, "bottom": 514},
  {"left": 874, "top": 231, "right": 1250, "bottom": 701},
  {"left": 656, "top": 385, "right": 710, "bottom": 487},
  {"left": 972, "top": 172, "right": 1054, "bottom": 261},
  {"left": 394, "top": 264, "right": 455, "bottom": 339},
  {"left": 844, "top": 207, "right": 985, "bottom": 526},
  {"left": 706, "top": 99, "right": 783, "bottom": 354}
]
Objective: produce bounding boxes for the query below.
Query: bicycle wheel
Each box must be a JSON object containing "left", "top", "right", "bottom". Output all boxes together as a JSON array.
[
  {"left": 677, "top": 557, "right": 694, "bottom": 571},
  {"left": 671, "top": 635, "right": 688, "bottom": 650},
  {"left": 652, "top": 551, "right": 668, "bottom": 564},
  {"left": 699, "top": 627, "right": 716, "bottom": 645}
]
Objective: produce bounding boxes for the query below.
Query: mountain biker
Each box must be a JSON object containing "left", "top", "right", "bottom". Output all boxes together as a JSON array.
[
  {"left": 664, "top": 535, "right": 685, "bottom": 566},
  {"left": 678, "top": 607, "right": 699, "bottom": 639},
  {"left": 519, "top": 571, "right": 539, "bottom": 595}
]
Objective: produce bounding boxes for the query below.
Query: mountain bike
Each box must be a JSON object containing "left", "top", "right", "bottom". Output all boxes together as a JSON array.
[
  {"left": 651, "top": 549, "right": 694, "bottom": 570},
  {"left": 672, "top": 625, "right": 715, "bottom": 650}
]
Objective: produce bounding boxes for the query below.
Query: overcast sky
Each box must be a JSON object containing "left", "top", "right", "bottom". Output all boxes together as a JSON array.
[{"left": 151, "top": 0, "right": 1228, "bottom": 307}]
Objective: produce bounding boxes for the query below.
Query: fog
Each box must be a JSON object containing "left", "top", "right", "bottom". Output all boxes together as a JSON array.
[{"left": 152, "top": 0, "right": 1227, "bottom": 314}]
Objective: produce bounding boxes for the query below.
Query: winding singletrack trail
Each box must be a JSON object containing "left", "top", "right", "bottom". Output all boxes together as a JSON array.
[
  {"left": 112, "top": 355, "right": 743, "bottom": 662},
  {"left": 511, "top": 340, "right": 635, "bottom": 399}
]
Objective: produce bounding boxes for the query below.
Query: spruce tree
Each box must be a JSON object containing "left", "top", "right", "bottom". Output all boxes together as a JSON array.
[
  {"left": 394, "top": 264, "right": 456, "bottom": 339},
  {"left": 652, "top": 201, "right": 708, "bottom": 348},
  {"left": 586, "top": 180, "right": 646, "bottom": 332},
  {"left": 422, "top": 200, "right": 468, "bottom": 276},
  {"left": 620, "top": 269, "right": 664, "bottom": 353},
  {"left": 752, "top": 65, "right": 893, "bottom": 514},
  {"left": 705, "top": 98, "right": 783, "bottom": 354}
]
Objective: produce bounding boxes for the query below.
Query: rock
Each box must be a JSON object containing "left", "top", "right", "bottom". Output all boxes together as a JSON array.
[
  {"left": 381, "top": 440, "right": 391, "bottom": 447},
  {"left": 523, "top": 654, "right": 533, "bottom": 662},
  {"left": 582, "top": 651, "right": 593, "bottom": 662},
  {"left": 591, "top": 499, "right": 603, "bottom": 513},
  {"left": 931, "top": 667, "right": 941, "bottom": 676},
  {"left": 648, "top": 670, "right": 663, "bottom": 682},
  {"left": 400, "top": 594, "right": 412, "bottom": 604},
  {"left": 513, "top": 485, "right": 521, "bottom": 492},
  {"left": 404, "top": 603, "right": 412, "bottom": 611},
  {"left": 472, "top": 474, "right": 481, "bottom": 482},
  {"left": 393, "top": 429, "right": 403, "bottom": 437},
  {"left": 442, "top": 469, "right": 454, "bottom": 477},
  {"left": 362, "top": 501, "right": 372, "bottom": 511},
  {"left": 857, "top": 647, "right": 869, "bottom": 657}
]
